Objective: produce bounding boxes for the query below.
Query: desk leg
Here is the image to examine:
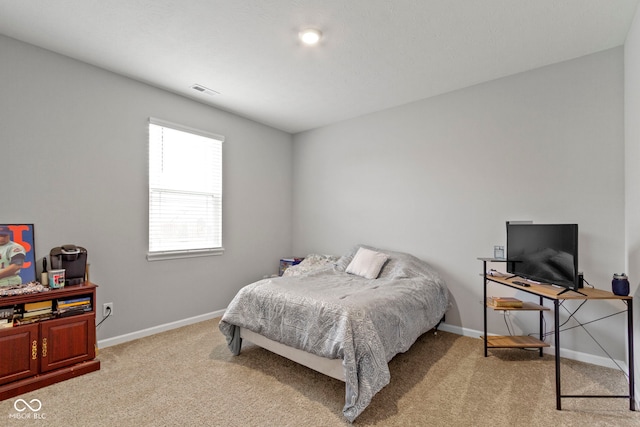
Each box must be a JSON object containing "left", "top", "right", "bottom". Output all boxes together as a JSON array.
[
  {"left": 628, "top": 300, "right": 635, "bottom": 411},
  {"left": 555, "top": 299, "right": 561, "bottom": 410},
  {"left": 539, "top": 296, "right": 544, "bottom": 357},
  {"left": 483, "top": 260, "right": 488, "bottom": 357}
]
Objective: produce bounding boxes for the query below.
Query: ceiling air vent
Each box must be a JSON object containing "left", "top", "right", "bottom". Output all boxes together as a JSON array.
[{"left": 191, "top": 84, "right": 219, "bottom": 96}]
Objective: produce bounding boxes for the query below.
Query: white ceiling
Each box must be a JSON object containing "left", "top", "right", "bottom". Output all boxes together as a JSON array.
[{"left": 0, "top": 1, "right": 638, "bottom": 134}]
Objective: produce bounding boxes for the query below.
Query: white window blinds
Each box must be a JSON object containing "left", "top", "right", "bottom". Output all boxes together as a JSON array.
[{"left": 148, "top": 118, "right": 224, "bottom": 260}]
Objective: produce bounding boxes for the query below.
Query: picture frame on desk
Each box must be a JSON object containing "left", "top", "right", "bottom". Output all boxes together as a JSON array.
[{"left": 0, "top": 223, "right": 36, "bottom": 285}]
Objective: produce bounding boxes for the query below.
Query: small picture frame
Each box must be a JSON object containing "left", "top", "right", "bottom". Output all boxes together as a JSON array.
[
  {"left": 493, "top": 245, "right": 505, "bottom": 260},
  {"left": 0, "top": 224, "right": 36, "bottom": 285}
]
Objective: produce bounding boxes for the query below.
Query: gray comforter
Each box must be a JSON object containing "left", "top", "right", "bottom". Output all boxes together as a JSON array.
[{"left": 219, "top": 245, "right": 449, "bottom": 422}]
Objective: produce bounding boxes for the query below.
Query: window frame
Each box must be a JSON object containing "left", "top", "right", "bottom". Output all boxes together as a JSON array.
[{"left": 146, "top": 117, "right": 225, "bottom": 261}]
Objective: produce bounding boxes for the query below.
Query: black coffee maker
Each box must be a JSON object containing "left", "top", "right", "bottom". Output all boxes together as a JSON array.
[{"left": 50, "top": 245, "right": 88, "bottom": 286}]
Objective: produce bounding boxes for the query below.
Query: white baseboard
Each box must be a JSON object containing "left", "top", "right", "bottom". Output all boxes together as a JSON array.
[
  {"left": 438, "top": 322, "right": 629, "bottom": 371},
  {"left": 97, "top": 316, "right": 630, "bottom": 374},
  {"left": 97, "top": 317, "right": 637, "bottom": 409},
  {"left": 97, "top": 309, "right": 225, "bottom": 348}
]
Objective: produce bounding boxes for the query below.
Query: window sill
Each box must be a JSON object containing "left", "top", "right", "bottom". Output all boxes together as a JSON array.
[{"left": 147, "top": 248, "right": 224, "bottom": 262}]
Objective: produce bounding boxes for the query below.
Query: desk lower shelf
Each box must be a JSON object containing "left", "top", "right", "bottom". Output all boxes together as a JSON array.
[
  {"left": 482, "top": 335, "right": 549, "bottom": 349},
  {"left": 486, "top": 301, "right": 549, "bottom": 311}
]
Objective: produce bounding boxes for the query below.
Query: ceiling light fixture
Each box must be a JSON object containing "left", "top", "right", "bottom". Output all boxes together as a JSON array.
[{"left": 299, "top": 28, "right": 322, "bottom": 45}]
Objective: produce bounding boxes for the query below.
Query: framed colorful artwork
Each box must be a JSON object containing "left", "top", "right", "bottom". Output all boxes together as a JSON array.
[{"left": 0, "top": 223, "right": 36, "bottom": 286}]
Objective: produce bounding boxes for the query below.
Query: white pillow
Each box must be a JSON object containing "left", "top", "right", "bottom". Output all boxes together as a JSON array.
[{"left": 345, "top": 247, "right": 389, "bottom": 279}]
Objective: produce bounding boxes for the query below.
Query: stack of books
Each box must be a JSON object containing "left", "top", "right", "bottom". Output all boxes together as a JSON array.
[
  {"left": 15, "top": 300, "right": 53, "bottom": 325},
  {"left": 57, "top": 296, "right": 92, "bottom": 317},
  {"left": 487, "top": 296, "right": 523, "bottom": 308}
]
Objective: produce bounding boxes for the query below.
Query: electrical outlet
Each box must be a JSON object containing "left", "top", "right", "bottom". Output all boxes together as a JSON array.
[{"left": 103, "top": 302, "right": 114, "bottom": 317}]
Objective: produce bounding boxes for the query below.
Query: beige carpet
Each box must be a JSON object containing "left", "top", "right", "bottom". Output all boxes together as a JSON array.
[{"left": 1, "top": 318, "right": 638, "bottom": 426}]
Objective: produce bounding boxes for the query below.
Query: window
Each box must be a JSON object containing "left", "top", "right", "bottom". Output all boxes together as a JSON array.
[{"left": 147, "top": 118, "right": 224, "bottom": 261}]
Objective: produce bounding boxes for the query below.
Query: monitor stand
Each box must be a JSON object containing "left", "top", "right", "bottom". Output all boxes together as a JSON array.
[{"left": 555, "top": 287, "right": 587, "bottom": 297}]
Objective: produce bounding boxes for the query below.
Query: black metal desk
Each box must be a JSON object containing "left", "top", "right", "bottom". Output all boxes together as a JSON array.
[{"left": 479, "top": 257, "right": 635, "bottom": 411}]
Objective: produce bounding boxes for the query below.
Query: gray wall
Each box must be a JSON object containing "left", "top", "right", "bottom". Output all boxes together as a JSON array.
[
  {"left": 625, "top": 2, "right": 640, "bottom": 406},
  {"left": 292, "top": 48, "right": 627, "bottom": 361},
  {"left": 0, "top": 31, "right": 632, "bottom": 366},
  {"left": 0, "top": 35, "right": 293, "bottom": 341}
]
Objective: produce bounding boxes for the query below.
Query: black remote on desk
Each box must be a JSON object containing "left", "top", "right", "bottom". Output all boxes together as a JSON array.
[{"left": 512, "top": 280, "right": 531, "bottom": 287}]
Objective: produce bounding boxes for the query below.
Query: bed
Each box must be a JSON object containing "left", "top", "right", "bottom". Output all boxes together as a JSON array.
[{"left": 219, "top": 245, "right": 449, "bottom": 422}]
